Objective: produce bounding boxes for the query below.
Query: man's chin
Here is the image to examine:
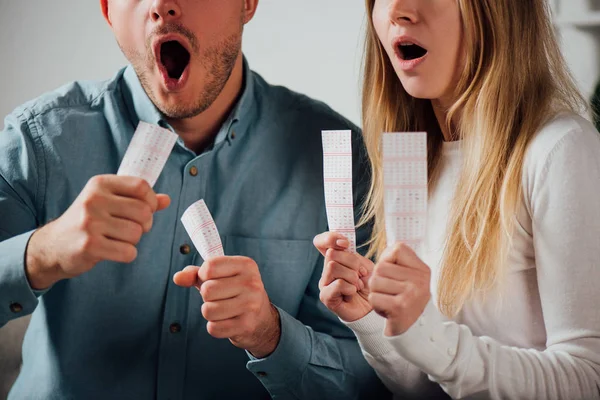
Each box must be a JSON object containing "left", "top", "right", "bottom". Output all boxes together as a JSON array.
[
  {"left": 158, "top": 105, "right": 203, "bottom": 120},
  {"left": 152, "top": 94, "right": 204, "bottom": 120}
]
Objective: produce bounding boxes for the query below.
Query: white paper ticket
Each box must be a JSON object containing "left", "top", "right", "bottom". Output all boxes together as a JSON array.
[
  {"left": 117, "top": 121, "right": 178, "bottom": 187},
  {"left": 322, "top": 130, "right": 356, "bottom": 253},
  {"left": 383, "top": 132, "right": 427, "bottom": 252},
  {"left": 181, "top": 200, "right": 224, "bottom": 261}
]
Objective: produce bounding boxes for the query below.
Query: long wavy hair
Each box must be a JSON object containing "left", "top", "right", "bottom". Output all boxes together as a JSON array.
[{"left": 361, "top": 0, "right": 585, "bottom": 317}]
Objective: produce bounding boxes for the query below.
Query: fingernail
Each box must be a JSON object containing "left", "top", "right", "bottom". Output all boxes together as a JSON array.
[
  {"left": 359, "top": 267, "right": 368, "bottom": 277},
  {"left": 336, "top": 239, "right": 349, "bottom": 247},
  {"left": 358, "top": 279, "right": 365, "bottom": 290}
]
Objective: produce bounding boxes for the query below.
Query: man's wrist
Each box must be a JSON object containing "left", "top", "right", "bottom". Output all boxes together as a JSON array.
[
  {"left": 248, "top": 303, "right": 281, "bottom": 359},
  {"left": 25, "top": 226, "right": 62, "bottom": 290}
]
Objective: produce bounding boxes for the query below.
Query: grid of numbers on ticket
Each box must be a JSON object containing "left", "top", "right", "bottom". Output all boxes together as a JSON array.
[
  {"left": 118, "top": 122, "right": 177, "bottom": 187},
  {"left": 385, "top": 212, "right": 427, "bottom": 240},
  {"left": 382, "top": 132, "right": 428, "bottom": 246},
  {"left": 325, "top": 207, "right": 357, "bottom": 233},
  {"left": 382, "top": 131, "right": 427, "bottom": 159},
  {"left": 181, "top": 200, "right": 224, "bottom": 259},
  {"left": 322, "top": 130, "right": 353, "bottom": 181},
  {"left": 384, "top": 187, "right": 427, "bottom": 214},
  {"left": 324, "top": 182, "right": 354, "bottom": 205},
  {"left": 322, "top": 130, "right": 352, "bottom": 155},
  {"left": 383, "top": 161, "right": 427, "bottom": 186},
  {"left": 322, "top": 130, "right": 356, "bottom": 252}
]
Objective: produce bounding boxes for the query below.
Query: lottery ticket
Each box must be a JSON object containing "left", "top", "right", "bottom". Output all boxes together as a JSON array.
[
  {"left": 383, "top": 132, "right": 427, "bottom": 252},
  {"left": 322, "top": 130, "right": 356, "bottom": 253},
  {"left": 181, "top": 200, "right": 224, "bottom": 261},
  {"left": 117, "top": 121, "right": 178, "bottom": 187}
]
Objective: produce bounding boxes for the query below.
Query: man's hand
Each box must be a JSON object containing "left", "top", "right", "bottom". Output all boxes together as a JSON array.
[
  {"left": 173, "top": 256, "right": 281, "bottom": 358},
  {"left": 313, "top": 232, "right": 374, "bottom": 322},
  {"left": 26, "top": 175, "right": 170, "bottom": 290},
  {"left": 369, "top": 242, "right": 432, "bottom": 337}
]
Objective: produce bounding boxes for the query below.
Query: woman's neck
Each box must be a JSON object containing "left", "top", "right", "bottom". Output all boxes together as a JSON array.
[{"left": 431, "top": 98, "right": 457, "bottom": 142}]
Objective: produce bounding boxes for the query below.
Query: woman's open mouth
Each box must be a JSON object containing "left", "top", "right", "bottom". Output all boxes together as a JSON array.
[
  {"left": 155, "top": 37, "right": 191, "bottom": 91},
  {"left": 395, "top": 40, "right": 429, "bottom": 71}
]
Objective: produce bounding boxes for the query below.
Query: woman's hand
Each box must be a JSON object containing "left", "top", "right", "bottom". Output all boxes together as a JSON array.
[
  {"left": 369, "top": 242, "right": 432, "bottom": 337},
  {"left": 313, "top": 232, "right": 374, "bottom": 322}
]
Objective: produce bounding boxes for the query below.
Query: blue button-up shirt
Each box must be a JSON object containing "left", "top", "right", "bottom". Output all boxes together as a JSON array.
[{"left": 0, "top": 61, "right": 389, "bottom": 399}]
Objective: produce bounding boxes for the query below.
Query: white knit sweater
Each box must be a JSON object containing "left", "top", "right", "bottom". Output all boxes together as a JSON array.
[{"left": 345, "top": 113, "right": 600, "bottom": 399}]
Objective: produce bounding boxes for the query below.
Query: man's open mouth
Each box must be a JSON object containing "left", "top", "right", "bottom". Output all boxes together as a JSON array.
[
  {"left": 397, "top": 42, "right": 428, "bottom": 61},
  {"left": 159, "top": 40, "right": 190, "bottom": 80}
]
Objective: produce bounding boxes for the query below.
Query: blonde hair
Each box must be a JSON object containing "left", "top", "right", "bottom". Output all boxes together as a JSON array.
[{"left": 361, "top": 0, "right": 585, "bottom": 317}]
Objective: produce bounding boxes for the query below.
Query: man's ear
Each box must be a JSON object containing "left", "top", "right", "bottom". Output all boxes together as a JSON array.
[
  {"left": 100, "top": 0, "right": 111, "bottom": 26},
  {"left": 243, "top": 0, "right": 259, "bottom": 24}
]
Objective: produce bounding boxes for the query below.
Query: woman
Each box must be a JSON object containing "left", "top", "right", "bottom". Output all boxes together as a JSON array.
[{"left": 314, "top": 0, "right": 600, "bottom": 398}]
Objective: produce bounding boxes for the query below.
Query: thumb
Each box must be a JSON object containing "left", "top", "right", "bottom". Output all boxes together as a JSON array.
[
  {"left": 173, "top": 265, "right": 200, "bottom": 288},
  {"left": 156, "top": 194, "right": 171, "bottom": 212},
  {"left": 313, "top": 232, "right": 349, "bottom": 257}
]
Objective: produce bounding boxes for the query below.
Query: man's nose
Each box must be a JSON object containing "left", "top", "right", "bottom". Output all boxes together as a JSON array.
[{"left": 149, "top": 0, "right": 182, "bottom": 22}]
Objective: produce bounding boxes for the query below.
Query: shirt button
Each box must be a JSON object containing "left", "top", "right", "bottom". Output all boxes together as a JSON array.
[
  {"left": 9, "top": 303, "right": 23, "bottom": 313},
  {"left": 189, "top": 166, "right": 198, "bottom": 177},
  {"left": 180, "top": 244, "right": 191, "bottom": 255},
  {"left": 256, "top": 371, "right": 267, "bottom": 377},
  {"left": 429, "top": 336, "right": 435, "bottom": 343},
  {"left": 231, "top": 131, "right": 236, "bottom": 140},
  {"left": 170, "top": 323, "right": 182, "bottom": 334},
  {"left": 448, "top": 348, "right": 456, "bottom": 357},
  {"left": 418, "top": 316, "right": 426, "bottom": 326}
]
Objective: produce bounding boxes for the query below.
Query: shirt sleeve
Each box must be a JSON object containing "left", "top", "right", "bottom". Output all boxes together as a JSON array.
[
  {"left": 376, "top": 125, "right": 600, "bottom": 399},
  {"left": 0, "top": 109, "right": 46, "bottom": 327}
]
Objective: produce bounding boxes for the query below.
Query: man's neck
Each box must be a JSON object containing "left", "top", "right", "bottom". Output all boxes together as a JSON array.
[{"left": 167, "top": 54, "right": 245, "bottom": 154}]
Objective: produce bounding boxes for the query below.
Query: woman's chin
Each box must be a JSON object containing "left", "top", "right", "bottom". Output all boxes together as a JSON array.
[{"left": 401, "top": 86, "right": 436, "bottom": 100}]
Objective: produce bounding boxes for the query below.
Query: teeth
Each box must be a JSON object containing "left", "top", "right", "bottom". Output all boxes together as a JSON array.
[{"left": 399, "top": 42, "right": 415, "bottom": 46}]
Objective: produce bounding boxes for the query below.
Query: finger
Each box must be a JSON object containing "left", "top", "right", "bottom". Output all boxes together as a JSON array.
[
  {"left": 319, "top": 283, "right": 344, "bottom": 308},
  {"left": 202, "top": 297, "right": 245, "bottom": 322},
  {"left": 173, "top": 266, "right": 201, "bottom": 287},
  {"left": 368, "top": 292, "right": 396, "bottom": 318},
  {"left": 95, "top": 175, "right": 159, "bottom": 212},
  {"left": 313, "top": 231, "right": 349, "bottom": 256},
  {"left": 327, "top": 249, "right": 371, "bottom": 276},
  {"left": 107, "top": 197, "right": 154, "bottom": 232},
  {"left": 198, "top": 256, "right": 255, "bottom": 282},
  {"left": 156, "top": 194, "right": 171, "bottom": 211},
  {"left": 94, "top": 237, "right": 138, "bottom": 264},
  {"left": 206, "top": 316, "right": 243, "bottom": 339},
  {"left": 374, "top": 261, "right": 424, "bottom": 282},
  {"left": 369, "top": 275, "right": 409, "bottom": 296},
  {"left": 321, "top": 261, "right": 362, "bottom": 290},
  {"left": 199, "top": 276, "right": 246, "bottom": 302},
  {"left": 329, "top": 278, "right": 359, "bottom": 298},
  {"left": 103, "top": 217, "right": 144, "bottom": 245},
  {"left": 380, "top": 242, "right": 427, "bottom": 271}
]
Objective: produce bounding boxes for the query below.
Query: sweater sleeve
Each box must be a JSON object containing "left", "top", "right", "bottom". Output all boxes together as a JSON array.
[{"left": 344, "top": 309, "right": 450, "bottom": 399}]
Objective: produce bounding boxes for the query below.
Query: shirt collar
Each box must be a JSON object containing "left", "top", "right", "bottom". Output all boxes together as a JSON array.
[{"left": 121, "top": 56, "right": 257, "bottom": 143}]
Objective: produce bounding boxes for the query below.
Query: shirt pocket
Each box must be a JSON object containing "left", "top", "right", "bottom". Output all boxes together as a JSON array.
[{"left": 223, "top": 235, "right": 319, "bottom": 315}]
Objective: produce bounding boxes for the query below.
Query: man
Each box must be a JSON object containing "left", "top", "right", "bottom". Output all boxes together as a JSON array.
[{"left": 0, "top": 1, "right": 389, "bottom": 399}]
